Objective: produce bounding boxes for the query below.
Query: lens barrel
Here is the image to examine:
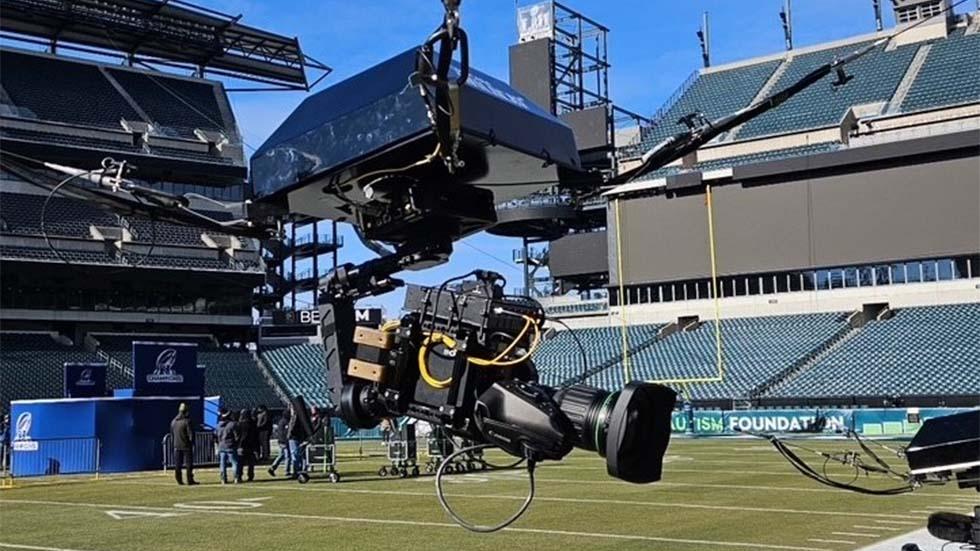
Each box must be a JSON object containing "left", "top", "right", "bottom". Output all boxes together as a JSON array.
[
  {"left": 554, "top": 385, "right": 617, "bottom": 454},
  {"left": 555, "top": 381, "right": 678, "bottom": 484}
]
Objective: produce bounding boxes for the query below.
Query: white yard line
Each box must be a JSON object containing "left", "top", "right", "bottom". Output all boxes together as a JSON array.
[
  {"left": 808, "top": 538, "right": 856, "bottom": 545},
  {"left": 0, "top": 499, "right": 833, "bottom": 551},
  {"left": 0, "top": 545, "right": 99, "bottom": 551},
  {"left": 872, "top": 520, "right": 920, "bottom": 526},
  {"left": 853, "top": 525, "right": 897, "bottom": 531},
  {"left": 832, "top": 531, "right": 880, "bottom": 538},
  {"left": 103, "top": 480, "right": 925, "bottom": 520}
]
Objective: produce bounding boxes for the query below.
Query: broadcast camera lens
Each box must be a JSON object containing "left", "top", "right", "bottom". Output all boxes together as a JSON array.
[{"left": 555, "top": 382, "right": 677, "bottom": 483}]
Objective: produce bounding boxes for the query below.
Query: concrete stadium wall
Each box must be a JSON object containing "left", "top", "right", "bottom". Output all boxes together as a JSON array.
[
  {"left": 545, "top": 279, "right": 979, "bottom": 329},
  {"left": 609, "top": 152, "right": 980, "bottom": 286}
]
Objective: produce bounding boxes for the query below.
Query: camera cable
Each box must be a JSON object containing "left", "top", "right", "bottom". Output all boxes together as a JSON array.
[
  {"left": 743, "top": 429, "right": 918, "bottom": 495},
  {"left": 435, "top": 442, "right": 537, "bottom": 533}
]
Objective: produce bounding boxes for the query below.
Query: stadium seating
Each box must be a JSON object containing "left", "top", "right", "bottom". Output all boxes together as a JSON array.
[
  {"left": 636, "top": 142, "right": 840, "bottom": 182},
  {"left": 627, "top": 29, "right": 977, "bottom": 153},
  {"left": 901, "top": 29, "right": 980, "bottom": 113},
  {"left": 0, "top": 126, "right": 145, "bottom": 153},
  {"left": 737, "top": 41, "right": 918, "bottom": 139},
  {"left": 107, "top": 69, "right": 226, "bottom": 138},
  {"left": 0, "top": 245, "right": 119, "bottom": 265},
  {"left": 260, "top": 344, "right": 331, "bottom": 408},
  {"left": 583, "top": 313, "right": 847, "bottom": 399},
  {"left": 93, "top": 335, "right": 280, "bottom": 410},
  {"left": 0, "top": 244, "right": 252, "bottom": 272},
  {"left": 0, "top": 192, "right": 247, "bottom": 251},
  {"left": 0, "top": 333, "right": 129, "bottom": 409},
  {"left": 0, "top": 50, "right": 140, "bottom": 129},
  {"left": 536, "top": 324, "right": 660, "bottom": 386},
  {"left": 769, "top": 303, "right": 980, "bottom": 398},
  {"left": 633, "top": 60, "right": 781, "bottom": 152},
  {"left": 0, "top": 193, "right": 118, "bottom": 238},
  {"left": 1, "top": 49, "right": 232, "bottom": 140},
  {"left": 198, "top": 350, "right": 281, "bottom": 410}
]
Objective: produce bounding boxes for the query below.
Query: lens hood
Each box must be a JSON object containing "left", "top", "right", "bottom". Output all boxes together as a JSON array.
[{"left": 605, "top": 382, "right": 677, "bottom": 483}]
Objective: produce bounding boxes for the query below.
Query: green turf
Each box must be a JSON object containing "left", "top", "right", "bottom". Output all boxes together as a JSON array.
[{"left": 0, "top": 439, "right": 969, "bottom": 551}]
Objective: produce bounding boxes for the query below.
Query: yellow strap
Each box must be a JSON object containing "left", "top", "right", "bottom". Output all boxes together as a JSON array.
[
  {"left": 417, "top": 333, "right": 455, "bottom": 389},
  {"left": 418, "top": 317, "right": 543, "bottom": 388},
  {"left": 470, "top": 318, "right": 542, "bottom": 367},
  {"left": 469, "top": 317, "right": 532, "bottom": 366}
]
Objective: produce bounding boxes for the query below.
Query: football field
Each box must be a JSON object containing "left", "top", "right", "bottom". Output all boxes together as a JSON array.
[{"left": 0, "top": 439, "right": 973, "bottom": 551}]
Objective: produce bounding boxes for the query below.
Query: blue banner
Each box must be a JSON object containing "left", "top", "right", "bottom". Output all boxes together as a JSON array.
[
  {"left": 64, "top": 362, "right": 107, "bottom": 398},
  {"left": 132, "top": 342, "right": 200, "bottom": 397}
]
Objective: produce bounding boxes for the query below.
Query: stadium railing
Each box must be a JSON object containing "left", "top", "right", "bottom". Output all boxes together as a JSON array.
[
  {"left": 161, "top": 431, "right": 218, "bottom": 469},
  {"left": 8, "top": 437, "right": 100, "bottom": 479}
]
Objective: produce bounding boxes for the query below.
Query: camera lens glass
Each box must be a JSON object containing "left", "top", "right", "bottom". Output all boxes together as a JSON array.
[{"left": 556, "top": 382, "right": 677, "bottom": 484}]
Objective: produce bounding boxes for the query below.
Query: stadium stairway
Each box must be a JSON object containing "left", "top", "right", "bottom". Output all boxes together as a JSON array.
[
  {"left": 250, "top": 350, "right": 291, "bottom": 406},
  {"left": 82, "top": 334, "right": 133, "bottom": 378},
  {"left": 748, "top": 314, "right": 862, "bottom": 398},
  {"left": 259, "top": 344, "right": 331, "bottom": 408}
]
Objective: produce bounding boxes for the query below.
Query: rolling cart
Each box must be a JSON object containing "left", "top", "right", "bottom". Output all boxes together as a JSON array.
[
  {"left": 297, "top": 420, "right": 341, "bottom": 484},
  {"left": 425, "top": 426, "right": 455, "bottom": 473},
  {"left": 378, "top": 423, "right": 420, "bottom": 478}
]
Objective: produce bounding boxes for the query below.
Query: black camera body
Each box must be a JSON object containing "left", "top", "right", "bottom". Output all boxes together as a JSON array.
[
  {"left": 322, "top": 270, "right": 677, "bottom": 481},
  {"left": 340, "top": 277, "right": 554, "bottom": 442}
]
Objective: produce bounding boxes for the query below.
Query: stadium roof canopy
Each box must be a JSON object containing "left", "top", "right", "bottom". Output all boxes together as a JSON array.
[{"left": 0, "top": 0, "right": 330, "bottom": 90}]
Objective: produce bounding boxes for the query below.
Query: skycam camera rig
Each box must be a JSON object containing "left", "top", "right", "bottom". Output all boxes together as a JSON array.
[{"left": 242, "top": 0, "right": 934, "bottom": 532}]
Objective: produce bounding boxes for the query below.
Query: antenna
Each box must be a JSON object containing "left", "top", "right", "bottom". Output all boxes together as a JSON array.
[
  {"left": 779, "top": 0, "right": 794, "bottom": 51},
  {"left": 873, "top": 0, "right": 884, "bottom": 32},
  {"left": 697, "top": 11, "right": 711, "bottom": 68}
]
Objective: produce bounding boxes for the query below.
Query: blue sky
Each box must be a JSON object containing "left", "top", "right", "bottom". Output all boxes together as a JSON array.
[{"left": 184, "top": 1, "right": 941, "bottom": 314}]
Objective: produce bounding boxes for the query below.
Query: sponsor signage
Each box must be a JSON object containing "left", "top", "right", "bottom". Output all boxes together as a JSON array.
[
  {"left": 132, "top": 342, "right": 199, "bottom": 396},
  {"left": 64, "top": 362, "right": 108, "bottom": 398},
  {"left": 12, "top": 411, "right": 38, "bottom": 451},
  {"left": 296, "top": 308, "right": 383, "bottom": 326},
  {"left": 517, "top": 2, "right": 554, "bottom": 43}
]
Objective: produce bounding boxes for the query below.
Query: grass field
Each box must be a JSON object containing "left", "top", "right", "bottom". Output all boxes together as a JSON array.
[{"left": 1, "top": 438, "right": 974, "bottom": 551}]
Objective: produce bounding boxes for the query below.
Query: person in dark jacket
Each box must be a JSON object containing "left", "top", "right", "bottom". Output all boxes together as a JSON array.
[
  {"left": 169, "top": 403, "right": 197, "bottom": 485},
  {"left": 255, "top": 405, "right": 271, "bottom": 461},
  {"left": 215, "top": 409, "right": 241, "bottom": 484},
  {"left": 286, "top": 403, "right": 310, "bottom": 476},
  {"left": 236, "top": 408, "right": 259, "bottom": 482},
  {"left": 267, "top": 408, "right": 292, "bottom": 477}
]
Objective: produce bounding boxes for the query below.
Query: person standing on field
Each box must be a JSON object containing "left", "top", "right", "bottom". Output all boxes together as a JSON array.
[
  {"left": 237, "top": 408, "right": 259, "bottom": 482},
  {"left": 215, "top": 408, "right": 241, "bottom": 484},
  {"left": 170, "top": 403, "right": 198, "bottom": 485},
  {"left": 268, "top": 408, "right": 292, "bottom": 478}
]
